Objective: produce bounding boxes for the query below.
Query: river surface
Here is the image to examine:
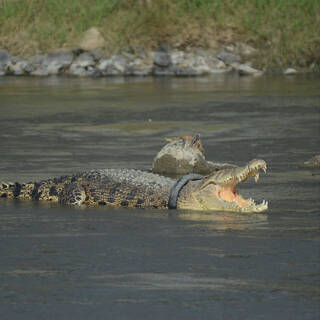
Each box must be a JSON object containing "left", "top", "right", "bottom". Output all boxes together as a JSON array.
[{"left": 0, "top": 75, "right": 319, "bottom": 319}]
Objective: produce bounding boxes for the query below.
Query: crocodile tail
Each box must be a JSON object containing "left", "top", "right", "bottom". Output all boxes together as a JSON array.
[
  {"left": 0, "top": 182, "right": 20, "bottom": 199},
  {"left": 1, "top": 180, "right": 63, "bottom": 202},
  {"left": 0, "top": 181, "right": 34, "bottom": 200}
]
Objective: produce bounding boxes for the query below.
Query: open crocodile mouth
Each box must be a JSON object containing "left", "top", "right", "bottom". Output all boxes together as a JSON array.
[{"left": 201, "top": 159, "right": 268, "bottom": 212}]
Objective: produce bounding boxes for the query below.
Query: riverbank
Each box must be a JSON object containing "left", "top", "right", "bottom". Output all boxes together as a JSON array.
[
  {"left": 0, "top": 42, "right": 314, "bottom": 78},
  {"left": 0, "top": 45, "right": 269, "bottom": 77},
  {"left": 0, "top": 0, "right": 319, "bottom": 75}
]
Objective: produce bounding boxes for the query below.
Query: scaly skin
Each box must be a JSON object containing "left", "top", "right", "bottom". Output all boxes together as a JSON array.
[{"left": 0, "top": 159, "right": 268, "bottom": 212}]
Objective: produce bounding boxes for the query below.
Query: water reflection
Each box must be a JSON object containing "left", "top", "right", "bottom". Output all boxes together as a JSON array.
[
  {"left": 89, "top": 272, "right": 320, "bottom": 295},
  {"left": 173, "top": 210, "right": 268, "bottom": 230}
]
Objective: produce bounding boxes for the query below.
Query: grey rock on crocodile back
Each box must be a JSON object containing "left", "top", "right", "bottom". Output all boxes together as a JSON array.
[{"left": 152, "top": 134, "right": 236, "bottom": 176}]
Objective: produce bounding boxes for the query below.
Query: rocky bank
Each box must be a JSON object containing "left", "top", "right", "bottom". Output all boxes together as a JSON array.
[
  {"left": 0, "top": 47, "right": 265, "bottom": 78},
  {"left": 0, "top": 28, "right": 298, "bottom": 77}
]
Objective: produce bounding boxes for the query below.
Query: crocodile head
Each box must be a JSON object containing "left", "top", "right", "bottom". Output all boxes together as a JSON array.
[{"left": 179, "top": 159, "right": 268, "bottom": 213}]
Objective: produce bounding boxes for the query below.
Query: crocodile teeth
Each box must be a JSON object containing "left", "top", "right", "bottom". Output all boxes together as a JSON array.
[
  {"left": 260, "top": 200, "right": 268, "bottom": 207},
  {"left": 248, "top": 197, "right": 255, "bottom": 204}
]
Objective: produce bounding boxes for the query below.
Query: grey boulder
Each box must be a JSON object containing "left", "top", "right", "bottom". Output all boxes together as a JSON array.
[{"left": 0, "top": 50, "right": 10, "bottom": 75}]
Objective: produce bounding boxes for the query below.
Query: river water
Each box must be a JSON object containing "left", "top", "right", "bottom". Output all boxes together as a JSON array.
[{"left": 0, "top": 75, "right": 319, "bottom": 319}]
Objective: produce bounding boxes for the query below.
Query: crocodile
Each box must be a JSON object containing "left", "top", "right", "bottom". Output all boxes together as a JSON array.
[
  {"left": 0, "top": 159, "right": 268, "bottom": 213},
  {"left": 152, "top": 134, "right": 236, "bottom": 176}
]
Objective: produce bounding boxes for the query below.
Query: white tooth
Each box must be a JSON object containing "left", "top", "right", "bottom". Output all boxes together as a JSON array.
[
  {"left": 263, "top": 167, "right": 267, "bottom": 173},
  {"left": 254, "top": 173, "right": 259, "bottom": 182}
]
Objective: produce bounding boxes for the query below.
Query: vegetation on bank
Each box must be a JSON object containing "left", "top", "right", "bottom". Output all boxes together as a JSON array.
[{"left": 0, "top": 0, "right": 319, "bottom": 69}]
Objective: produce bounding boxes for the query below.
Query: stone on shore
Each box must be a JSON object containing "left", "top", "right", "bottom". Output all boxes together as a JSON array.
[
  {"left": 2, "top": 41, "right": 304, "bottom": 77},
  {"left": 153, "top": 48, "right": 173, "bottom": 75},
  {"left": 72, "top": 52, "right": 95, "bottom": 68},
  {"left": 235, "top": 43, "right": 257, "bottom": 58},
  {"left": 127, "top": 56, "right": 153, "bottom": 76},
  {"left": 217, "top": 50, "right": 241, "bottom": 65},
  {"left": 171, "top": 50, "right": 227, "bottom": 75},
  {"left": 284, "top": 68, "right": 297, "bottom": 75},
  {"left": 0, "top": 50, "right": 10, "bottom": 75},
  {"left": 237, "top": 64, "right": 264, "bottom": 76},
  {"left": 32, "top": 51, "right": 74, "bottom": 75},
  {"left": 8, "top": 58, "right": 34, "bottom": 75},
  {"left": 79, "top": 27, "right": 105, "bottom": 51},
  {"left": 97, "top": 55, "right": 128, "bottom": 75},
  {"left": 69, "top": 52, "right": 96, "bottom": 75},
  {"left": 154, "top": 50, "right": 172, "bottom": 68}
]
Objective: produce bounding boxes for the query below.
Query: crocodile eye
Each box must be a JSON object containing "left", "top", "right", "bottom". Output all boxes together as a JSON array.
[{"left": 200, "top": 179, "right": 216, "bottom": 190}]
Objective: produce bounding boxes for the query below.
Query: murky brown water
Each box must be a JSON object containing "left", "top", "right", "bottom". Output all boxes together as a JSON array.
[{"left": 0, "top": 75, "right": 319, "bottom": 319}]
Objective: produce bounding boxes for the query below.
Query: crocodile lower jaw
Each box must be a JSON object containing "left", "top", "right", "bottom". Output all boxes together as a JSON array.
[
  {"left": 208, "top": 185, "right": 267, "bottom": 213},
  {"left": 214, "top": 185, "right": 268, "bottom": 212}
]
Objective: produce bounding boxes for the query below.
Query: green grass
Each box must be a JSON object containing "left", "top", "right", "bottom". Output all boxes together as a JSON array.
[{"left": 0, "top": 0, "right": 319, "bottom": 68}]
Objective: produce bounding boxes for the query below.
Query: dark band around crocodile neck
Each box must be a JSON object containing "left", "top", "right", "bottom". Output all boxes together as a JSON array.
[{"left": 168, "top": 173, "right": 203, "bottom": 209}]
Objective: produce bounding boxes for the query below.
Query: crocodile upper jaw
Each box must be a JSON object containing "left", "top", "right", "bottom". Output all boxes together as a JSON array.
[{"left": 196, "top": 159, "right": 268, "bottom": 213}]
